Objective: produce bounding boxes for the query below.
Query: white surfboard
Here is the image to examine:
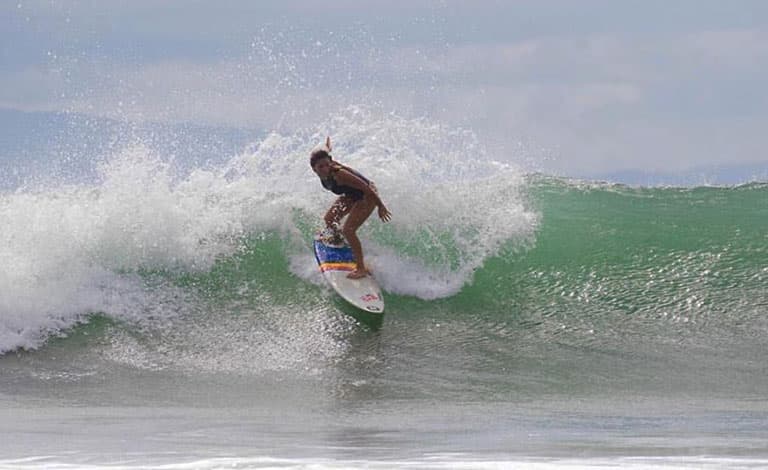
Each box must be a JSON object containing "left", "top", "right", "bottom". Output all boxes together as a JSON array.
[{"left": 313, "top": 235, "right": 384, "bottom": 313}]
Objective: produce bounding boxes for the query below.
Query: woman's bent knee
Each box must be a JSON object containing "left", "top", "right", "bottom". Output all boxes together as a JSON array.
[{"left": 342, "top": 225, "right": 356, "bottom": 239}]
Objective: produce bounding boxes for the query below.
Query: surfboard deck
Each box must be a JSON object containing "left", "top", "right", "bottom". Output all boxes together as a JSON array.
[{"left": 313, "top": 234, "right": 384, "bottom": 314}]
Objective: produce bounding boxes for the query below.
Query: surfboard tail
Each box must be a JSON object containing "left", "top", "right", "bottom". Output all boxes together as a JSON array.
[{"left": 313, "top": 239, "right": 385, "bottom": 313}]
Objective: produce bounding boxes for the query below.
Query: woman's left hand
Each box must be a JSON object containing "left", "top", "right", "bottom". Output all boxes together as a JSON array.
[{"left": 378, "top": 205, "right": 392, "bottom": 222}]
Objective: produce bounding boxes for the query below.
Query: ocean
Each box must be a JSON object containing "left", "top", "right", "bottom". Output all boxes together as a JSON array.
[{"left": 1, "top": 109, "right": 767, "bottom": 469}]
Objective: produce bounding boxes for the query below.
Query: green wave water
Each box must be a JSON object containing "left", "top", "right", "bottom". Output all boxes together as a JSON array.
[
  {"left": 2, "top": 173, "right": 767, "bottom": 413},
  {"left": 102, "top": 176, "right": 763, "bottom": 389},
  {"left": 192, "top": 176, "right": 768, "bottom": 327}
]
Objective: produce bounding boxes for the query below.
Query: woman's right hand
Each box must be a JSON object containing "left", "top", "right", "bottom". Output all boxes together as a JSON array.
[{"left": 378, "top": 205, "right": 392, "bottom": 222}]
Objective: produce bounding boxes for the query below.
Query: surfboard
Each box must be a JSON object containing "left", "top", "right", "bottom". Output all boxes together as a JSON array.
[{"left": 313, "top": 233, "right": 384, "bottom": 313}]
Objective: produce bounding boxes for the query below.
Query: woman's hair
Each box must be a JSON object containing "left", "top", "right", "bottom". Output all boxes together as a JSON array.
[{"left": 310, "top": 149, "right": 332, "bottom": 168}]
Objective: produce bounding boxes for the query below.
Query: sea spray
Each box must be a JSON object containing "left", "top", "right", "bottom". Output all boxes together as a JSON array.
[{"left": 0, "top": 108, "right": 538, "bottom": 353}]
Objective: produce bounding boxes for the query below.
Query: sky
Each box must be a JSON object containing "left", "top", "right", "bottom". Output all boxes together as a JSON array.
[{"left": 1, "top": 0, "right": 767, "bottom": 178}]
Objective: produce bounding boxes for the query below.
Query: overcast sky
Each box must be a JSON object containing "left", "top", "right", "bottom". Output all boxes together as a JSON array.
[{"left": 2, "top": 1, "right": 767, "bottom": 176}]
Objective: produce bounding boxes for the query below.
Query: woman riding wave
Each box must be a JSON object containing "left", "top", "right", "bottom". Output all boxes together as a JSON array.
[{"left": 310, "top": 137, "right": 392, "bottom": 279}]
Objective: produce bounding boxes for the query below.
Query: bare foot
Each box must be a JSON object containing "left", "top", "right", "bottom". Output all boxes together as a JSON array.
[{"left": 347, "top": 268, "right": 372, "bottom": 279}]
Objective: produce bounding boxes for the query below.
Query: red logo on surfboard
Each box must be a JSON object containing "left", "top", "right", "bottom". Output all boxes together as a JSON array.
[{"left": 360, "top": 293, "right": 380, "bottom": 302}]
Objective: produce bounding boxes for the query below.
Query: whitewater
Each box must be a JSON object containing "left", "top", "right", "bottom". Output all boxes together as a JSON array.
[{"left": 0, "top": 108, "right": 536, "bottom": 353}]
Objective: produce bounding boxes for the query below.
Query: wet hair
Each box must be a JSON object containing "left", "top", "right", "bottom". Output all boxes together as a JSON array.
[{"left": 310, "top": 149, "right": 332, "bottom": 168}]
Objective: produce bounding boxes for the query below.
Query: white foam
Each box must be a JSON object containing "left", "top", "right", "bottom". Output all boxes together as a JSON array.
[
  {"left": 0, "top": 107, "right": 538, "bottom": 352},
  {"left": 289, "top": 107, "right": 539, "bottom": 299},
  {"left": 1, "top": 455, "right": 765, "bottom": 470}
]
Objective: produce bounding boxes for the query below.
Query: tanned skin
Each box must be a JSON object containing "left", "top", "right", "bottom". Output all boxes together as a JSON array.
[{"left": 312, "top": 138, "right": 392, "bottom": 279}]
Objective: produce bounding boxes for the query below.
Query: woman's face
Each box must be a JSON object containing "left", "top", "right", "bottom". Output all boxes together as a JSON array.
[{"left": 312, "top": 157, "right": 332, "bottom": 177}]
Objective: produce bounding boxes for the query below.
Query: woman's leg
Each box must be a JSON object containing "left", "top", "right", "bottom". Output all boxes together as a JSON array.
[
  {"left": 341, "top": 195, "right": 377, "bottom": 278},
  {"left": 324, "top": 196, "right": 353, "bottom": 232}
]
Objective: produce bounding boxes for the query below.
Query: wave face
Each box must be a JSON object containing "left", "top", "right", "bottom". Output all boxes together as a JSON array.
[
  {"left": 492, "top": 177, "right": 768, "bottom": 345},
  {"left": 1, "top": 109, "right": 766, "bottom": 396}
]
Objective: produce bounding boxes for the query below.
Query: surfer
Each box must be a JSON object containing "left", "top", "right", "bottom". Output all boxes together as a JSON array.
[{"left": 310, "top": 137, "right": 392, "bottom": 279}]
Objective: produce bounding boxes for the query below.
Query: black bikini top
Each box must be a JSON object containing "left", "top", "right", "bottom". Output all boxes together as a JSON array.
[{"left": 321, "top": 166, "right": 371, "bottom": 201}]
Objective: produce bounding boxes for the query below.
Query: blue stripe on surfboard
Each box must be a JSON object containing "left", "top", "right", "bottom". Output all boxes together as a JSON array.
[{"left": 313, "top": 240, "right": 355, "bottom": 265}]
